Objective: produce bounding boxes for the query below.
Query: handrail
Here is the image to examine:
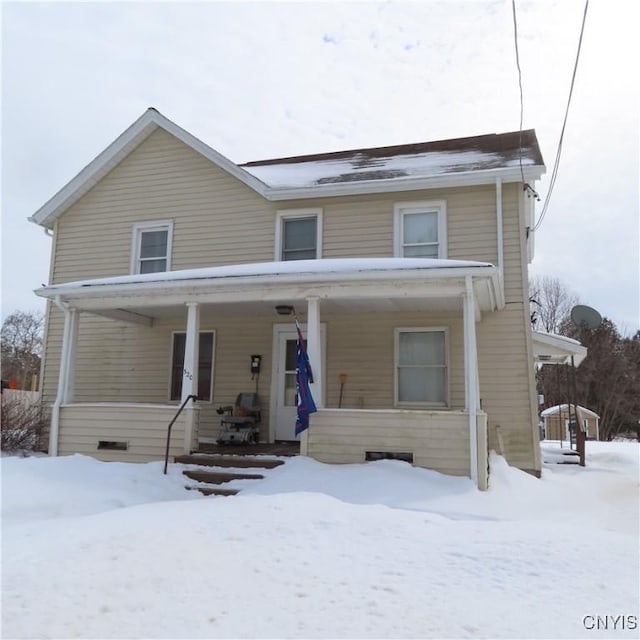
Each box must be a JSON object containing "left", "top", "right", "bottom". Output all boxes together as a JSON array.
[{"left": 163, "top": 394, "right": 198, "bottom": 474}]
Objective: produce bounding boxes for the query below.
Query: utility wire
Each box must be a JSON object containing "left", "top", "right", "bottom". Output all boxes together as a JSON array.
[
  {"left": 533, "top": 0, "right": 589, "bottom": 232},
  {"left": 512, "top": 0, "right": 540, "bottom": 207},
  {"left": 512, "top": 0, "right": 525, "bottom": 187}
]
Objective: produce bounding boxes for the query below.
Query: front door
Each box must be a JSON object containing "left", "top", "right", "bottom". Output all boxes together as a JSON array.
[
  {"left": 274, "top": 331, "right": 300, "bottom": 441},
  {"left": 272, "top": 324, "right": 325, "bottom": 441}
]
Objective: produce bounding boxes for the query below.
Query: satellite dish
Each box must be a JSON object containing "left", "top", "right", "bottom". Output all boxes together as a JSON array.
[{"left": 571, "top": 305, "right": 602, "bottom": 330}]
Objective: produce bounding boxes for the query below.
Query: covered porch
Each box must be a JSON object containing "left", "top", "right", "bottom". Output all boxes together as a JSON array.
[{"left": 36, "top": 258, "right": 503, "bottom": 488}]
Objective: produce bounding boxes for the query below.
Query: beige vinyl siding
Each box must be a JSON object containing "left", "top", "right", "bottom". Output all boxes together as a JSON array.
[
  {"left": 322, "top": 311, "right": 465, "bottom": 410},
  {"left": 41, "top": 306, "right": 64, "bottom": 407},
  {"left": 57, "top": 404, "right": 193, "bottom": 462},
  {"left": 52, "top": 149, "right": 504, "bottom": 286},
  {"left": 52, "top": 129, "right": 275, "bottom": 285},
  {"left": 280, "top": 184, "right": 500, "bottom": 264},
  {"left": 308, "top": 409, "right": 471, "bottom": 476},
  {"left": 502, "top": 183, "right": 526, "bottom": 304},
  {"left": 477, "top": 304, "right": 537, "bottom": 471}
]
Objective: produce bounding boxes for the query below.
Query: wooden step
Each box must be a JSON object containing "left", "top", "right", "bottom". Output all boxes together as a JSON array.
[
  {"left": 182, "top": 469, "right": 264, "bottom": 484},
  {"left": 186, "top": 486, "right": 239, "bottom": 497},
  {"left": 175, "top": 454, "right": 284, "bottom": 469},
  {"left": 196, "top": 443, "right": 299, "bottom": 456}
]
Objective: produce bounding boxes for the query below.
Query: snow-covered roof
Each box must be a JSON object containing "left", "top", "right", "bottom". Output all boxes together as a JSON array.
[
  {"left": 541, "top": 405, "right": 600, "bottom": 419},
  {"left": 29, "top": 109, "right": 545, "bottom": 228},
  {"left": 37, "top": 258, "right": 493, "bottom": 294},
  {"left": 241, "top": 130, "right": 544, "bottom": 190}
]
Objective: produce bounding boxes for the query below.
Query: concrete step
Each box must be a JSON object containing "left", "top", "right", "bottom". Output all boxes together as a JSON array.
[{"left": 175, "top": 454, "right": 284, "bottom": 469}]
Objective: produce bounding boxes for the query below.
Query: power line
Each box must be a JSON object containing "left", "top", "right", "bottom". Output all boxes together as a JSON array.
[
  {"left": 533, "top": 0, "right": 589, "bottom": 232},
  {"left": 512, "top": 0, "right": 525, "bottom": 187},
  {"left": 512, "top": 0, "right": 540, "bottom": 208}
]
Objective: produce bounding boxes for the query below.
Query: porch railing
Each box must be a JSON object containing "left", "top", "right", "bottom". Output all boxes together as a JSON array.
[{"left": 163, "top": 395, "right": 198, "bottom": 474}]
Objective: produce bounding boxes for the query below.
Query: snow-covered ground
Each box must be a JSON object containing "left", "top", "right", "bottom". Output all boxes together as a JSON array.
[{"left": 2, "top": 442, "right": 638, "bottom": 639}]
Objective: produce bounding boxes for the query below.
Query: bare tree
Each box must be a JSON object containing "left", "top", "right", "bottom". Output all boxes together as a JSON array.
[
  {"left": 1, "top": 395, "right": 48, "bottom": 452},
  {"left": 529, "top": 275, "right": 580, "bottom": 334},
  {"left": 1, "top": 310, "right": 44, "bottom": 390}
]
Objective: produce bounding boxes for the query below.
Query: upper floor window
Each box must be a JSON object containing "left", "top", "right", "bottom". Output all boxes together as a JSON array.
[
  {"left": 275, "top": 209, "right": 322, "bottom": 261},
  {"left": 394, "top": 201, "right": 447, "bottom": 258},
  {"left": 395, "top": 328, "right": 448, "bottom": 407},
  {"left": 131, "top": 220, "right": 173, "bottom": 274}
]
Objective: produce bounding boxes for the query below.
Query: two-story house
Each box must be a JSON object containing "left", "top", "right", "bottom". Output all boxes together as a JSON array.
[{"left": 31, "top": 108, "right": 553, "bottom": 489}]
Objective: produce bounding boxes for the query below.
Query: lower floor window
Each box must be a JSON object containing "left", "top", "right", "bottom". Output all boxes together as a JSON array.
[
  {"left": 170, "top": 331, "right": 215, "bottom": 401},
  {"left": 396, "top": 328, "right": 448, "bottom": 406}
]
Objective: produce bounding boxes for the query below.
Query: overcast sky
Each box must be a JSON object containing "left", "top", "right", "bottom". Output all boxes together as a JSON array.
[{"left": 2, "top": 0, "right": 638, "bottom": 333}]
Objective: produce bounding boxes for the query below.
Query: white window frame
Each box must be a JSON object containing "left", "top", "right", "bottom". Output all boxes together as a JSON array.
[
  {"left": 394, "top": 327, "right": 449, "bottom": 408},
  {"left": 275, "top": 208, "right": 323, "bottom": 261},
  {"left": 393, "top": 200, "right": 447, "bottom": 259},
  {"left": 130, "top": 220, "right": 174, "bottom": 275},
  {"left": 168, "top": 329, "right": 216, "bottom": 403}
]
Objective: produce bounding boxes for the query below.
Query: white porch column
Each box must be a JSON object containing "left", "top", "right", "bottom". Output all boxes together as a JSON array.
[
  {"left": 463, "top": 276, "right": 479, "bottom": 485},
  {"left": 305, "top": 297, "right": 323, "bottom": 408},
  {"left": 182, "top": 303, "right": 200, "bottom": 403},
  {"left": 182, "top": 303, "right": 200, "bottom": 453},
  {"left": 301, "top": 297, "right": 322, "bottom": 456},
  {"left": 61, "top": 309, "right": 79, "bottom": 404},
  {"left": 50, "top": 303, "right": 79, "bottom": 456}
]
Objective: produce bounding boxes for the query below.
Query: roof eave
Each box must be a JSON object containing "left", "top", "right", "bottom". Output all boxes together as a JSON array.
[
  {"left": 35, "top": 264, "right": 500, "bottom": 305},
  {"left": 262, "top": 165, "right": 546, "bottom": 201}
]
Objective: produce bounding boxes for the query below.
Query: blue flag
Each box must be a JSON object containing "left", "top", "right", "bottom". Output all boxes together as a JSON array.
[{"left": 295, "top": 319, "right": 317, "bottom": 436}]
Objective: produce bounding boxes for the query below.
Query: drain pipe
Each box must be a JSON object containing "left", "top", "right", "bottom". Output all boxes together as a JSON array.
[
  {"left": 495, "top": 177, "right": 504, "bottom": 281},
  {"left": 49, "top": 295, "right": 72, "bottom": 456}
]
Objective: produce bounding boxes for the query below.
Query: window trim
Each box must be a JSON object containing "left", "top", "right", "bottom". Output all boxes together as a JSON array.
[
  {"left": 168, "top": 329, "right": 216, "bottom": 403},
  {"left": 130, "top": 220, "right": 174, "bottom": 275},
  {"left": 394, "top": 327, "right": 449, "bottom": 408},
  {"left": 275, "top": 208, "right": 323, "bottom": 261},
  {"left": 393, "top": 200, "right": 447, "bottom": 259}
]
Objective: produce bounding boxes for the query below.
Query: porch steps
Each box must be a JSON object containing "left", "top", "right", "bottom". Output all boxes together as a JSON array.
[
  {"left": 175, "top": 454, "right": 285, "bottom": 469},
  {"left": 183, "top": 469, "right": 265, "bottom": 484},
  {"left": 558, "top": 451, "right": 581, "bottom": 464},
  {"left": 177, "top": 454, "right": 285, "bottom": 496},
  {"left": 186, "top": 486, "right": 240, "bottom": 497}
]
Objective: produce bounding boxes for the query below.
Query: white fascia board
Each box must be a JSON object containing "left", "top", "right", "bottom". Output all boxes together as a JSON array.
[
  {"left": 29, "top": 109, "right": 269, "bottom": 229},
  {"left": 37, "top": 281, "right": 468, "bottom": 311},
  {"left": 263, "top": 165, "right": 546, "bottom": 201},
  {"left": 35, "top": 265, "right": 499, "bottom": 308}
]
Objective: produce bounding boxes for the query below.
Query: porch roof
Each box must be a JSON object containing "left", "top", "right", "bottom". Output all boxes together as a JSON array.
[
  {"left": 532, "top": 331, "right": 587, "bottom": 366},
  {"left": 35, "top": 258, "right": 503, "bottom": 321}
]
